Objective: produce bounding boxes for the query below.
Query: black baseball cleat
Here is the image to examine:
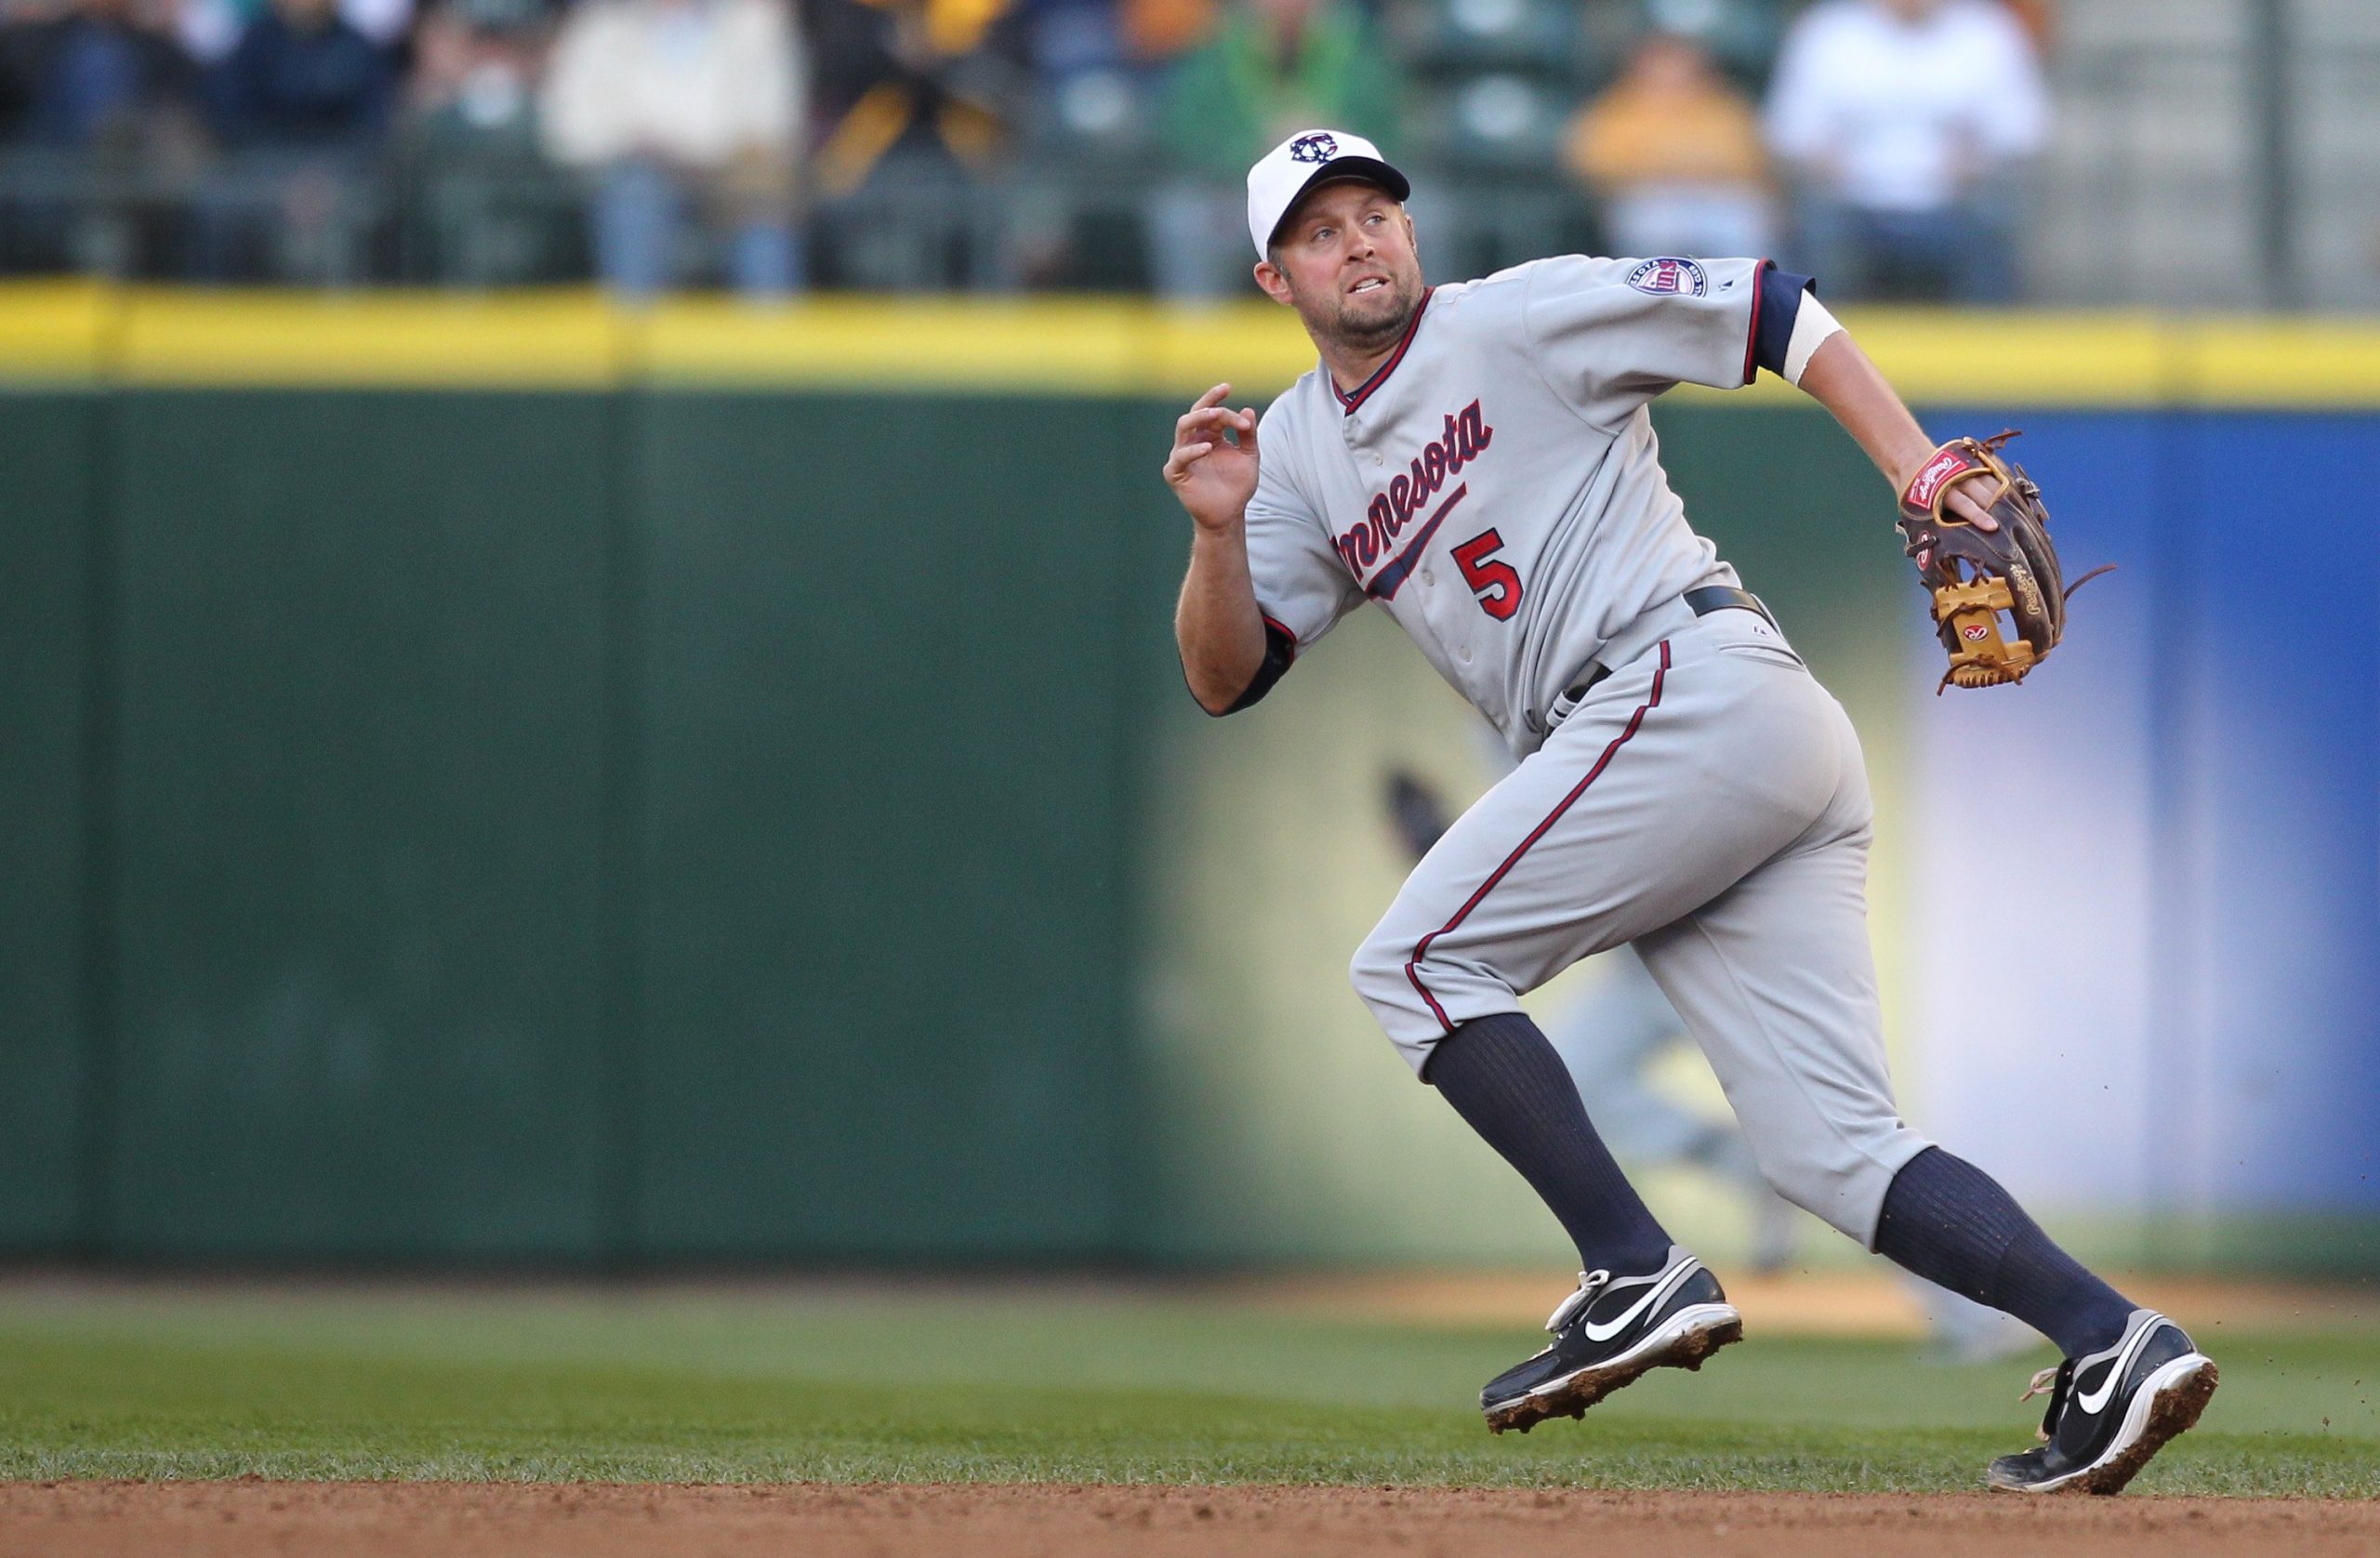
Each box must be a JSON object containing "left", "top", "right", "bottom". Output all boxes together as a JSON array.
[
  {"left": 1986, "top": 1309, "right": 2218, "bottom": 1494},
  {"left": 1481, "top": 1246, "right": 1741, "bottom": 1434}
]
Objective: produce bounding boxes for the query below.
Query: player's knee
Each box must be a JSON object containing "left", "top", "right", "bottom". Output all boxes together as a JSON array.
[
  {"left": 1352, "top": 919, "right": 1522, "bottom": 1039},
  {"left": 1349, "top": 918, "right": 1460, "bottom": 1020}
]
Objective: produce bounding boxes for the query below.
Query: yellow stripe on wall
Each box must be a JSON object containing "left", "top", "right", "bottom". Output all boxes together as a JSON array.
[
  {"left": 1809, "top": 310, "right": 2175, "bottom": 405},
  {"left": 0, "top": 284, "right": 2376, "bottom": 406},
  {"left": 2182, "top": 319, "right": 2380, "bottom": 406},
  {"left": 641, "top": 297, "right": 1149, "bottom": 392},
  {"left": 122, "top": 291, "right": 623, "bottom": 388},
  {"left": 0, "top": 280, "right": 114, "bottom": 379}
]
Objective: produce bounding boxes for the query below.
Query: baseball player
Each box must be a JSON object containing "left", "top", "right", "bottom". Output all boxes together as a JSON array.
[{"left": 1162, "top": 127, "right": 2215, "bottom": 1493}]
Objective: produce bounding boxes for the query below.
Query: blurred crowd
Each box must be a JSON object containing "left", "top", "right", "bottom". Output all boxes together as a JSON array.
[{"left": 0, "top": 0, "right": 2053, "bottom": 298}]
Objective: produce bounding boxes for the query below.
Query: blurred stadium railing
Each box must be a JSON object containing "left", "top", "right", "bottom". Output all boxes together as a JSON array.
[
  {"left": 0, "top": 0, "right": 2371, "bottom": 306},
  {"left": 2034, "top": 0, "right": 2380, "bottom": 310}
]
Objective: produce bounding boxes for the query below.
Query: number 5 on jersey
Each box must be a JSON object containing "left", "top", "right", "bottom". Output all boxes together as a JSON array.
[{"left": 1453, "top": 529, "right": 1523, "bottom": 620}]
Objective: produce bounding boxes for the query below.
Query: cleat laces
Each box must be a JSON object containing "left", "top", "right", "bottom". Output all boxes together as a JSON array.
[
  {"left": 2019, "top": 1358, "right": 2076, "bottom": 1442},
  {"left": 1544, "top": 1270, "right": 1612, "bottom": 1333}
]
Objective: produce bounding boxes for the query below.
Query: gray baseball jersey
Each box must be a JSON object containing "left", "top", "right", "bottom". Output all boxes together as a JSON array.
[{"left": 1243, "top": 253, "right": 1765, "bottom": 755}]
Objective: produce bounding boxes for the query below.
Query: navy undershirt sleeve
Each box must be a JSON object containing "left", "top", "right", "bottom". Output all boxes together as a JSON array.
[
  {"left": 1199, "top": 618, "right": 1297, "bottom": 716},
  {"left": 1752, "top": 265, "right": 1815, "bottom": 379}
]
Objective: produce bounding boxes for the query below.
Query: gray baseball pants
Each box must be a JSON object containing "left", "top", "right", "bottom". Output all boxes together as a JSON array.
[{"left": 1348, "top": 601, "right": 1933, "bottom": 1244}]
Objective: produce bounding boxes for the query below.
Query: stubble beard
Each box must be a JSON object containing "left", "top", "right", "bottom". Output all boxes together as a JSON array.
[{"left": 1301, "top": 268, "right": 1424, "bottom": 357}]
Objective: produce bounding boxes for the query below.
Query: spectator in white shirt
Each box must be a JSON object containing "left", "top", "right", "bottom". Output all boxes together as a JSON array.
[
  {"left": 1763, "top": 0, "right": 2047, "bottom": 302},
  {"left": 540, "top": 0, "right": 804, "bottom": 299}
]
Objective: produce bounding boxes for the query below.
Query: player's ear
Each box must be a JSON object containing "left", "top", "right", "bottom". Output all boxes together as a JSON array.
[{"left": 1253, "top": 259, "right": 1293, "bottom": 307}]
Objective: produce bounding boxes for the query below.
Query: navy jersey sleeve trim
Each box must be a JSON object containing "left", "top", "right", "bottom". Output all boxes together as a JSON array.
[
  {"left": 1750, "top": 263, "right": 1814, "bottom": 380},
  {"left": 1194, "top": 614, "right": 1299, "bottom": 717}
]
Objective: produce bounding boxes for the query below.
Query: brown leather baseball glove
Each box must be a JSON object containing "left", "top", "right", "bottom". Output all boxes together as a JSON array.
[{"left": 1897, "top": 430, "right": 2113, "bottom": 693}]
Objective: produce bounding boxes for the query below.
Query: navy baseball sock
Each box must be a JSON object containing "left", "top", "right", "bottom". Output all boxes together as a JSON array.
[
  {"left": 1422, "top": 1011, "right": 1673, "bottom": 1277},
  {"left": 1872, "top": 1146, "right": 2135, "bottom": 1358}
]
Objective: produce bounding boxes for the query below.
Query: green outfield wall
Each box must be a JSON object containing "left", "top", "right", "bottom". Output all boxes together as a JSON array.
[
  {"left": 0, "top": 391, "right": 99, "bottom": 1248},
  {"left": 0, "top": 288, "right": 2372, "bottom": 1269},
  {"left": 9, "top": 387, "right": 1152, "bottom": 1261}
]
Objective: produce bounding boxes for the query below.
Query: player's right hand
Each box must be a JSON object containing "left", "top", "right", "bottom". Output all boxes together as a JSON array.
[{"left": 1164, "top": 383, "right": 1260, "bottom": 533}]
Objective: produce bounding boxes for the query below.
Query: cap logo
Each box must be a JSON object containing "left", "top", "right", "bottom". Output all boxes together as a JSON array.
[{"left": 1289, "top": 132, "right": 1340, "bottom": 164}]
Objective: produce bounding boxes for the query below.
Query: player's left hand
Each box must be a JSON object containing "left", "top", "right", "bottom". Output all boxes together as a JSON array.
[
  {"left": 1895, "top": 447, "right": 1999, "bottom": 575},
  {"left": 1897, "top": 430, "right": 2111, "bottom": 692},
  {"left": 1943, "top": 482, "right": 1998, "bottom": 531}
]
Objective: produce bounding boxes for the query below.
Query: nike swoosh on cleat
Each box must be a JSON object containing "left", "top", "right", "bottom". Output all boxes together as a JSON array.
[
  {"left": 2073, "top": 1314, "right": 2166, "bottom": 1417},
  {"left": 1580, "top": 1259, "right": 1701, "bottom": 1343}
]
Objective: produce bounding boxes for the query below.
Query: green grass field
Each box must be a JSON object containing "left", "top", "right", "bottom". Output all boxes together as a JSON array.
[{"left": 2, "top": 1281, "right": 2373, "bottom": 1497}]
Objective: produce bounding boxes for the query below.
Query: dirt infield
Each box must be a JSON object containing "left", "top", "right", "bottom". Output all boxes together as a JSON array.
[{"left": 7, "top": 1482, "right": 2377, "bottom": 1558}]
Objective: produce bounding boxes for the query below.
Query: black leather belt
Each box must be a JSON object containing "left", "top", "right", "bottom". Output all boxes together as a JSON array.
[{"left": 1563, "top": 586, "right": 1775, "bottom": 700}]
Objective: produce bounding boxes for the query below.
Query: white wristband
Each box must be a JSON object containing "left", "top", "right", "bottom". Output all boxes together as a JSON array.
[{"left": 1782, "top": 293, "right": 1844, "bottom": 386}]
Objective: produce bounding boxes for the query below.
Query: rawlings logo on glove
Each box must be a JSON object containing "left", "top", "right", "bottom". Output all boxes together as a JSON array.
[
  {"left": 1904, "top": 445, "right": 1977, "bottom": 510},
  {"left": 1897, "top": 430, "right": 2114, "bottom": 693}
]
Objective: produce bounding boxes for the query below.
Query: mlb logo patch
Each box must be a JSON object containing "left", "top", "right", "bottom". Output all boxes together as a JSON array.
[{"left": 1627, "top": 257, "right": 1708, "bottom": 297}]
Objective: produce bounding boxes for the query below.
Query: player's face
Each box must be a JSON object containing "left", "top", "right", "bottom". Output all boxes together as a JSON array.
[{"left": 1255, "top": 181, "right": 1424, "bottom": 353}]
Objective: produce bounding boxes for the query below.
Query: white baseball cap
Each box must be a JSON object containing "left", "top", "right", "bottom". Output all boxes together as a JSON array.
[{"left": 1245, "top": 128, "right": 1412, "bottom": 261}]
